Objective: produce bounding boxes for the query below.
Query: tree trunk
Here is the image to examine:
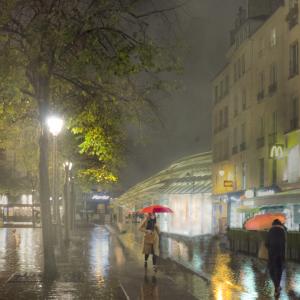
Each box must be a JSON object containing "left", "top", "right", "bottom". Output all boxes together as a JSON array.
[{"left": 39, "top": 127, "right": 57, "bottom": 278}]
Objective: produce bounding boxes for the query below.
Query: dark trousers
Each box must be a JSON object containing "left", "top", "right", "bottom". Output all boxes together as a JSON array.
[
  {"left": 268, "top": 255, "right": 284, "bottom": 289},
  {"left": 145, "top": 245, "right": 157, "bottom": 265}
]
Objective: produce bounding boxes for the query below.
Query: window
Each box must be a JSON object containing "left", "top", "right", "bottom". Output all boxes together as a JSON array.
[
  {"left": 220, "top": 81, "right": 224, "bottom": 98},
  {"left": 291, "top": 97, "right": 299, "bottom": 130},
  {"left": 233, "top": 128, "right": 237, "bottom": 146},
  {"left": 219, "top": 110, "right": 223, "bottom": 130},
  {"left": 289, "top": 0, "right": 298, "bottom": 9},
  {"left": 272, "top": 111, "right": 277, "bottom": 134},
  {"left": 238, "top": 58, "right": 241, "bottom": 78},
  {"left": 225, "top": 75, "right": 229, "bottom": 95},
  {"left": 234, "top": 64, "right": 237, "bottom": 82},
  {"left": 234, "top": 95, "right": 238, "bottom": 117},
  {"left": 242, "top": 162, "right": 247, "bottom": 190},
  {"left": 241, "top": 123, "right": 246, "bottom": 143},
  {"left": 259, "top": 158, "right": 264, "bottom": 187},
  {"left": 224, "top": 106, "right": 228, "bottom": 128},
  {"left": 214, "top": 86, "right": 219, "bottom": 102},
  {"left": 270, "top": 28, "right": 277, "bottom": 48},
  {"left": 270, "top": 63, "right": 278, "bottom": 85},
  {"left": 242, "top": 89, "right": 247, "bottom": 110},
  {"left": 258, "top": 71, "right": 264, "bottom": 93},
  {"left": 259, "top": 117, "right": 264, "bottom": 137},
  {"left": 241, "top": 54, "right": 246, "bottom": 74},
  {"left": 289, "top": 41, "right": 299, "bottom": 78}
]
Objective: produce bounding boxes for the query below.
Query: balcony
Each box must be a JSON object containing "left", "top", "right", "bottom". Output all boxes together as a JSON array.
[
  {"left": 286, "top": 3, "right": 298, "bottom": 30},
  {"left": 240, "top": 142, "right": 246, "bottom": 152},
  {"left": 257, "top": 91, "right": 264, "bottom": 102},
  {"left": 232, "top": 146, "right": 238, "bottom": 155},
  {"left": 268, "top": 82, "right": 277, "bottom": 96},
  {"left": 290, "top": 118, "right": 299, "bottom": 131},
  {"left": 256, "top": 137, "right": 265, "bottom": 149}
]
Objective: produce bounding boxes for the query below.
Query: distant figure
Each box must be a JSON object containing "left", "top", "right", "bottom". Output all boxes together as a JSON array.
[
  {"left": 139, "top": 213, "right": 160, "bottom": 272},
  {"left": 265, "top": 219, "right": 287, "bottom": 298}
]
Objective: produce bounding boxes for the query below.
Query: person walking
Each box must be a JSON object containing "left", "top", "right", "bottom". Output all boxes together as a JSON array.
[
  {"left": 139, "top": 213, "right": 160, "bottom": 272},
  {"left": 265, "top": 219, "right": 287, "bottom": 298}
]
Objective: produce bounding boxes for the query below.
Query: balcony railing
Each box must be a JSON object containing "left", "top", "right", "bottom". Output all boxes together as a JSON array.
[
  {"left": 240, "top": 142, "right": 246, "bottom": 152},
  {"left": 256, "top": 137, "right": 265, "bottom": 149},
  {"left": 268, "top": 82, "right": 278, "bottom": 96},
  {"left": 232, "top": 145, "right": 238, "bottom": 155},
  {"left": 257, "top": 91, "right": 264, "bottom": 102},
  {"left": 286, "top": 3, "right": 299, "bottom": 30}
]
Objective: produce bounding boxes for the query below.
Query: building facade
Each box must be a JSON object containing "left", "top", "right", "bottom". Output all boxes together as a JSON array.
[{"left": 212, "top": 0, "right": 300, "bottom": 230}]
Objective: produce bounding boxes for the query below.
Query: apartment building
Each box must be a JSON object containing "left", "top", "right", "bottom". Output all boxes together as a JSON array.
[{"left": 212, "top": 0, "right": 300, "bottom": 230}]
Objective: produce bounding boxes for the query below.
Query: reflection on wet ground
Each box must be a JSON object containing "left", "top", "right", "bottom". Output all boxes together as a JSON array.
[
  {"left": 126, "top": 223, "right": 300, "bottom": 299},
  {"left": 0, "top": 226, "right": 299, "bottom": 299}
]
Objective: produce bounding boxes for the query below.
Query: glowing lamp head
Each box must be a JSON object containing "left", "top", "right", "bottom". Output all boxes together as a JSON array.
[
  {"left": 63, "top": 161, "right": 73, "bottom": 171},
  {"left": 47, "top": 116, "right": 64, "bottom": 136}
]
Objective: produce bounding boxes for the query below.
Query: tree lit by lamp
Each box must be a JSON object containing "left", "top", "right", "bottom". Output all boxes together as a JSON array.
[{"left": 46, "top": 116, "right": 64, "bottom": 136}]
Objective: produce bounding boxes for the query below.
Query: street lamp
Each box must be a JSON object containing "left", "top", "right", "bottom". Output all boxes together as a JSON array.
[
  {"left": 47, "top": 115, "right": 63, "bottom": 245},
  {"left": 63, "top": 161, "right": 73, "bottom": 245}
]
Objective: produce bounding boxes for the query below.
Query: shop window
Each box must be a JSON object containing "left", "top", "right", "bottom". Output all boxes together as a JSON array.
[
  {"left": 288, "top": 145, "right": 300, "bottom": 183},
  {"left": 259, "top": 158, "right": 264, "bottom": 187}
]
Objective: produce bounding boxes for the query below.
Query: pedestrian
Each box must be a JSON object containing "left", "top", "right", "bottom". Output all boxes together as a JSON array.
[
  {"left": 265, "top": 219, "right": 287, "bottom": 298},
  {"left": 139, "top": 213, "right": 160, "bottom": 272}
]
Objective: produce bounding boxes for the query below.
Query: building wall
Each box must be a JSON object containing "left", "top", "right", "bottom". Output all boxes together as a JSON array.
[{"left": 212, "top": 1, "right": 300, "bottom": 197}]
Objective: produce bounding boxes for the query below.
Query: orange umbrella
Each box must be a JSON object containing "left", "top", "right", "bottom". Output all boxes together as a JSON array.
[
  {"left": 140, "top": 205, "right": 173, "bottom": 214},
  {"left": 244, "top": 213, "right": 286, "bottom": 230}
]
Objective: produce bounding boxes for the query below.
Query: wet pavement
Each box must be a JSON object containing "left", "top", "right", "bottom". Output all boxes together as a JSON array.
[
  {"left": 122, "top": 223, "right": 300, "bottom": 300},
  {"left": 0, "top": 226, "right": 299, "bottom": 299},
  {"left": 0, "top": 227, "right": 199, "bottom": 299}
]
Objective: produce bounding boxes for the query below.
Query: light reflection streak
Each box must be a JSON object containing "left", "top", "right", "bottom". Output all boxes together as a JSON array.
[{"left": 89, "top": 228, "right": 109, "bottom": 286}]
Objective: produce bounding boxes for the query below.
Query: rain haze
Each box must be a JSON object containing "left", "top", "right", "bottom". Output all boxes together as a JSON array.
[{"left": 120, "top": 0, "right": 247, "bottom": 189}]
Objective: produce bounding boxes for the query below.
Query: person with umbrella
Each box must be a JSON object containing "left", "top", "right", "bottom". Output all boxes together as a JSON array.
[
  {"left": 265, "top": 218, "right": 287, "bottom": 298},
  {"left": 139, "top": 213, "right": 160, "bottom": 272}
]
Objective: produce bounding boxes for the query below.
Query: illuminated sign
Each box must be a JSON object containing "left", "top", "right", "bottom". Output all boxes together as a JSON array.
[
  {"left": 224, "top": 180, "right": 233, "bottom": 188},
  {"left": 245, "top": 189, "right": 255, "bottom": 198},
  {"left": 92, "top": 195, "right": 110, "bottom": 200},
  {"left": 270, "top": 144, "right": 284, "bottom": 159},
  {"left": 256, "top": 189, "right": 275, "bottom": 197}
]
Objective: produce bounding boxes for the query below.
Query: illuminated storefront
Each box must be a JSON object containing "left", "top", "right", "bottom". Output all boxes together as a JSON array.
[{"left": 116, "top": 152, "right": 213, "bottom": 237}]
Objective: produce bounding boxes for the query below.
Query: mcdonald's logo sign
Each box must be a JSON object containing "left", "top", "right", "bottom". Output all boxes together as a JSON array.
[{"left": 270, "top": 144, "right": 284, "bottom": 159}]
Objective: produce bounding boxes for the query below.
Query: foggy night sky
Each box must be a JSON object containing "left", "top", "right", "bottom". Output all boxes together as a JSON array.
[{"left": 119, "top": 0, "right": 247, "bottom": 190}]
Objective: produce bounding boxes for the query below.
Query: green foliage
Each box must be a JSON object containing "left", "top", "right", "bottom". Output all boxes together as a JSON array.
[{"left": 0, "top": 0, "right": 180, "bottom": 190}]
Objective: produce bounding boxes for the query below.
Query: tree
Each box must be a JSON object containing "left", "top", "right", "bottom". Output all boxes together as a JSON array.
[{"left": 0, "top": 0, "right": 180, "bottom": 277}]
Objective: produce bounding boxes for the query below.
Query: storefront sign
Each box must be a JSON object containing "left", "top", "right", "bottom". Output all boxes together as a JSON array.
[
  {"left": 256, "top": 189, "right": 275, "bottom": 197},
  {"left": 270, "top": 144, "right": 284, "bottom": 159},
  {"left": 224, "top": 180, "right": 233, "bottom": 188}
]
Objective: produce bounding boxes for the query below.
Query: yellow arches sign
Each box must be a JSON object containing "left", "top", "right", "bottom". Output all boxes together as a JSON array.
[{"left": 270, "top": 144, "right": 284, "bottom": 159}]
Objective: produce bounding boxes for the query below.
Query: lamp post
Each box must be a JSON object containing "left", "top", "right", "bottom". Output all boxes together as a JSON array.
[
  {"left": 63, "top": 161, "right": 72, "bottom": 245},
  {"left": 47, "top": 116, "right": 63, "bottom": 245}
]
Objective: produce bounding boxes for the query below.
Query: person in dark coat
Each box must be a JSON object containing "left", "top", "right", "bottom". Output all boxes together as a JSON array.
[{"left": 265, "top": 219, "right": 286, "bottom": 298}]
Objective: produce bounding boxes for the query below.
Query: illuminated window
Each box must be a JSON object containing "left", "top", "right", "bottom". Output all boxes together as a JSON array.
[{"left": 270, "top": 28, "right": 277, "bottom": 47}]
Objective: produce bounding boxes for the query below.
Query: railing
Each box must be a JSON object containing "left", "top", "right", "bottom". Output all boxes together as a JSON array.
[
  {"left": 228, "top": 229, "right": 300, "bottom": 262},
  {"left": 268, "top": 82, "right": 277, "bottom": 95},
  {"left": 232, "top": 146, "right": 238, "bottom": 155},
  {"left": 256, "top": 137, "right": 265, "bottom": 149},
  {"left": 257, "top": 91, "right": 264, "bottom": 102},
  {"left": 240, "top": 142, "right": 246, "bottom": 152}
]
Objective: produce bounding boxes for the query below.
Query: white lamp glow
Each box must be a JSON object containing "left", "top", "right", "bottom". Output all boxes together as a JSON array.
[
  {"left": 218, "top": 170, "right": 225, "bottom": 177},
  {"left": 47, "top": 116, "right": 64, "bottom": 136},
  {"left": 63, "top": 161, "right": 73, "bottom": 171}
]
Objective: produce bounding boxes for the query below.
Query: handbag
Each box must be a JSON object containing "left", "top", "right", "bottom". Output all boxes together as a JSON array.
[
  {"left": 144, "top": 231, "right": 155, "bottom": 244},
  {"left": 258, "top": 242, "right": 269, "bottom": 260}
]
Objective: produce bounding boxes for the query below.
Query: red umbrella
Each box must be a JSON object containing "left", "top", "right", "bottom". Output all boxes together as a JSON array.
[
  {"left": 244, "top": 213, "right": 286, "bottom": 231},
  {"left": 140, "top": 205, "right": 173, "bottom": 214}
]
